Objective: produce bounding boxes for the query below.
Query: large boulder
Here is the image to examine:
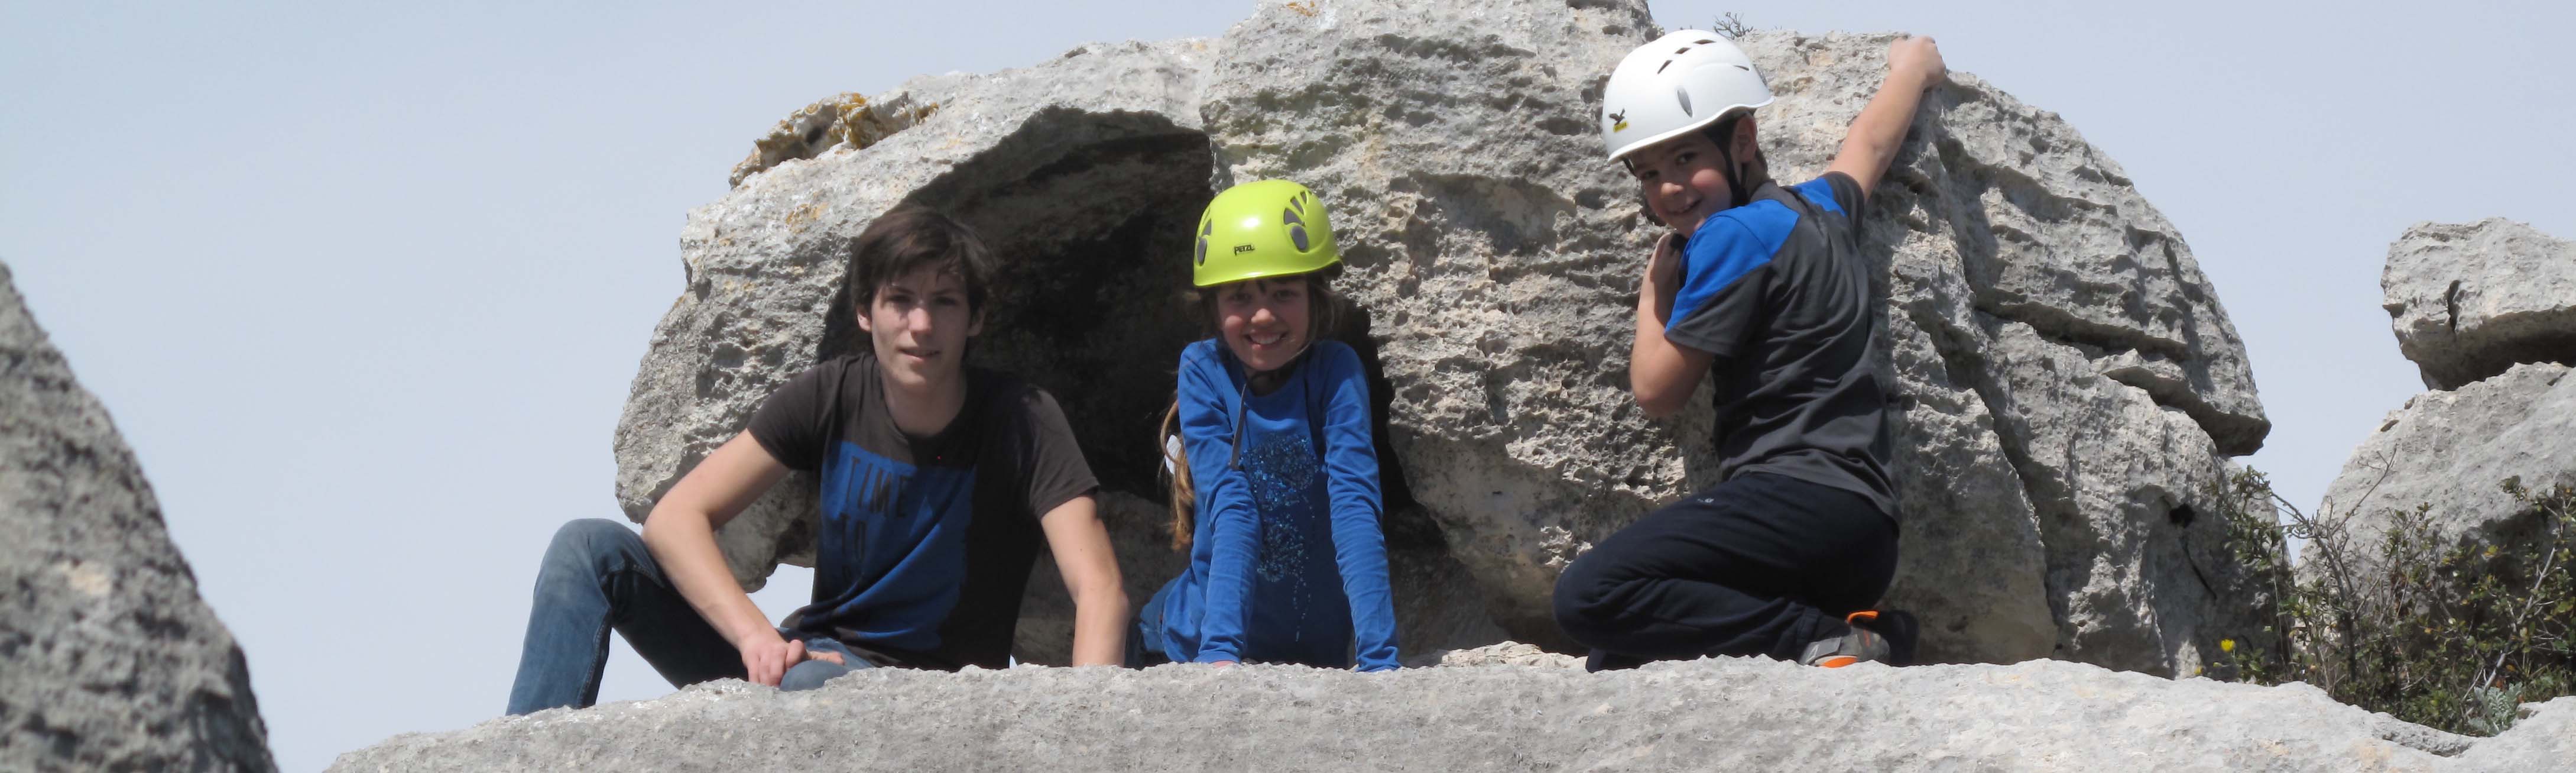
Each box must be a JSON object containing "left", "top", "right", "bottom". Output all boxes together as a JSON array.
[
  {"left": 614, "top": 0, "right": 2277, "bottom": 674},
  {"left": 2316, "top": 363, "right": 2574, "bottom": 568},
  {"left": 331, "top": 658, "right": 2574, "bottom": 772},
  {"left": 2315, "top": 219, "right": 2576, "bottom": 593},
  {"left": 0, "top": 262, "right": 277, "bottom": 772},
  {"left": 2383, "top": 219, "right": 2576, "bottom": 390}
]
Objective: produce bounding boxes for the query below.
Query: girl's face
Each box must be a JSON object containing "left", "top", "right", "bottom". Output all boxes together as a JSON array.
[{"left": 1214, "top": 277, "right": 1311, "bottom": 374}]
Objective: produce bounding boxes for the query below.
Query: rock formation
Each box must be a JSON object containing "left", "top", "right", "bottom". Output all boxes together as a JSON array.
[
  {"left": 331, "top": 656, "right": 2573, "bottom": 772},
  {"left": 2382, "top": 218, "right": 2576, "bottom": 390},
  {"left": 612, "top": 0, "right": 2276, "bottom": 675},
  {"left": 2319, "top": 220, "right": 2576, "bottom": 577},
  {"left": 0, "top": 261, "right": 277, "bottom": 772}
]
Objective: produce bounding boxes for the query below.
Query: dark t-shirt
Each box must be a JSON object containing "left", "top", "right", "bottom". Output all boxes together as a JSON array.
[
  {"left": 747, "top": 353, "right": 1096, "bottom": 669},
  {"left": 1664, "top": 173, "right": 1899, "bottom": 520}
]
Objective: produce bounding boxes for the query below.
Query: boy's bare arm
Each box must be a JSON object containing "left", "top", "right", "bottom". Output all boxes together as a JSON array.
[
  {"left": 1040, "top": 494, "right": 1129, "bottom": 666},
  {"left": 1826, "top": 35, "right": 1948, "bottom": 203},
  {"left": 641, "top": 430, "right": 813, "bottom": 685}
]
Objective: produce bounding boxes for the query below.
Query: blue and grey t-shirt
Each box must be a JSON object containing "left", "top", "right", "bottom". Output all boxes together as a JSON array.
[
  {"left": 748, "top": 354, "right": 1097, "bottom": 669},
  {"left": 1665, "top": 173, "right": 1898, "bottom": 521}
]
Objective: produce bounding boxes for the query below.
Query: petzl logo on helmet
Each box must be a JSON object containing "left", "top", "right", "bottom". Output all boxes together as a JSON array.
[
  {"left": 1608, "top": 109, "right": 1629, "bottom": 132},
  {"left": 1232, "top": 244, "right": 1256, "bottom": 255}
]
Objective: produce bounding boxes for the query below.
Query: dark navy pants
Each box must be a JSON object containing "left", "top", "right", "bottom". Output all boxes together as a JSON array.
[{"left": 1552, "top": 473, "right": 1897, "bottom": 671}]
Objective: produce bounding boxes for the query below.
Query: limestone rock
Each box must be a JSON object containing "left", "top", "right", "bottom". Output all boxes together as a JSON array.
[
  {"left": 0, "top": 261, "right": 277, "bottom": 772},
  {"left": 612, "top": 0, "right": 2276, "bottom": 674},
  {"left": 2383, "top": 219, "right": 2576, "bottom": 390},
  {"left": 2454, "top": 696, "right": 2576, "bottom": 770},
  {"left": 2315, "top": 362, "right": 2575, "bottom": 569},
  {"left": 1400, "top": 641, "right": 1581, "bottom": 669},
  {"left": 330, "top": 658, "right": 2572, "bottom": 772},
  {"left": 727, "top": 92, "right": 944, "bottom": 188}
]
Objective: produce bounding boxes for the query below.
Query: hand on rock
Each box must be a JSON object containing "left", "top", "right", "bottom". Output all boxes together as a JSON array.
[
  {"left": 1889, "top": 35, "right": 1946, "bottom": 88},
  {"left": 739, "top": 634, "right": 805, "bottom": 687}
]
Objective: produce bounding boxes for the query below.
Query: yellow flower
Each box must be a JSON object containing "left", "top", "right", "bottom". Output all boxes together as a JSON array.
[{"left": 2220, "top": 639, "right": 2236, "bottom": 653}]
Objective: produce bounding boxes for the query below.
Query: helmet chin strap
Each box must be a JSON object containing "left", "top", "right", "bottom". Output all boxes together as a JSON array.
[{"left": 1712, "top": 135, "right": 1751, "bottom": 211}]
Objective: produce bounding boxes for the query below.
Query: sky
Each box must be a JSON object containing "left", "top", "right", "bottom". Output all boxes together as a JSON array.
[{"left": 4, "top": 1, "right": 2570, "bottom": 769}]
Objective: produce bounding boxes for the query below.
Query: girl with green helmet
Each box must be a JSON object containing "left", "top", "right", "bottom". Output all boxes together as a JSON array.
[{"left": 1131, "top": 179, "right": 1400, "bottom": 671}]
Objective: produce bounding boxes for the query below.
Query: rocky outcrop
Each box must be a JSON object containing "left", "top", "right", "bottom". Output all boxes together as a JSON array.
[
  {"left": 613, "top": 0, "right": 2276, "bottom": 675},
  {"left": 0, "top": 262, "right": 277, "bottom": 772},
  {"left": 2383, "top": 219, "right": 2576, "bottom": 390},
  {"left": 330, "top": 657, "right": 2572, "bottom": 772},
  {"left": 2319, "top": 362, "right": 2574, "bottom": 546},
  {"left": 2319, "top": 219, "right": 2576, "bottom": 580}
]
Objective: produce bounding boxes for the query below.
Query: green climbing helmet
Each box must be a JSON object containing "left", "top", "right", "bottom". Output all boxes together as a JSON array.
[{"left": 1191, "top": 179, "right": 1340, "bottom": 287}]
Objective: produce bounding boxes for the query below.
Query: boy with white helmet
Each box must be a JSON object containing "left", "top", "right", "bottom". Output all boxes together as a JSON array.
[{"left": 1552, "top": 31, "right": 1945, "bottom": 671}]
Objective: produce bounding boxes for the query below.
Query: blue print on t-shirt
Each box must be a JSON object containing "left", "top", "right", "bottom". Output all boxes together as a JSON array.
[{"left": 807, "top": 440, "right": 978, "bottom": 652}]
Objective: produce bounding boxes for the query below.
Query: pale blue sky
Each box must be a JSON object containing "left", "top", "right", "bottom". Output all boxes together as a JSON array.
[{"left": 4, "top": 1, "right": 2569, "bottom": 769}]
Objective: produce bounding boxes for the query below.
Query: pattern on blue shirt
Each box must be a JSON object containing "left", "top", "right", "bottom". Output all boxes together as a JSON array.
[
  {"left": 809, "top": 440, "right": 978, "bottom": 652},
  {"left": 1244, "top": 427, "right": 1321, "bottom": 641}
]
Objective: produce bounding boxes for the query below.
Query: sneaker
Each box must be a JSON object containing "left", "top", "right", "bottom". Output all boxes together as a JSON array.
[{"left": 1798, "top": 609, "right": 1920, "bottom": 668}]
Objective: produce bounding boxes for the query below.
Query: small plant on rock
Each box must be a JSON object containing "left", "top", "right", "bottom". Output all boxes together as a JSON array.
[
  {"left": 1710, "top": 12, "right": 1753, "bottom": 39},
  {"left": 2211, "top": 468, "right": 2575, "bottom": 735}
]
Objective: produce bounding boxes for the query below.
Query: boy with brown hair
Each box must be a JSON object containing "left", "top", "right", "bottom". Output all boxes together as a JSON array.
[{"left": 507, "top": 205, "right": 1128, "bottom": 713}]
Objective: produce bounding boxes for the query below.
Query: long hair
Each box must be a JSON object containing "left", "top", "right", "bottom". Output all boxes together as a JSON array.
[{"left": 1163, "top": 267, "right": 1345, "bottom": 550}]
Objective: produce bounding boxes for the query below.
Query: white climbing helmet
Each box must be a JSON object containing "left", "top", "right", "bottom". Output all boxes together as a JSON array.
[{"left": 1601, "top": 31, "right": 1773, "bottom": 161}]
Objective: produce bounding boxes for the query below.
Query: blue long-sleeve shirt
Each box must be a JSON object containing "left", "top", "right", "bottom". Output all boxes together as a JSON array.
[{"left": 1143, "top": 338, "right": 1400, "bottom": 671}]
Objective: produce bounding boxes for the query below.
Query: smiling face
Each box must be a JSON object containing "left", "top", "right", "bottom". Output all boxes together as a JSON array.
[
  {"left": 856, "top": 266, "right": 982, "bottom": 394},
  {"left": 1212, "top": 276, "right": 1313, "bottom": 374},
  {"left": 1627, "top": 131, "right": 1735, "bottom": 233}
]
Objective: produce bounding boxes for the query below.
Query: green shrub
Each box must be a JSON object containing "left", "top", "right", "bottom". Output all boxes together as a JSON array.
[{"left": 2211, "top": 468, "right": 2575, "bottom": 735}]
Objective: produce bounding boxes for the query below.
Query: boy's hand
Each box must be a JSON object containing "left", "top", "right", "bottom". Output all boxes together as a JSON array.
[
  {"left": 738, "top": 633, "right": 807, "bottom": 687},
  {"left": 1887, "top": 35, "right": 1946, "bottom": 89},
  {"left": 1643, "top": 231, "right": 1685, "bottom": 299}
]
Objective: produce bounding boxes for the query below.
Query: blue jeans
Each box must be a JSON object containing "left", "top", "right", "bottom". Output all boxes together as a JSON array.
[{"left": 505, "top": 519, "right": 871, "bottom": 714}]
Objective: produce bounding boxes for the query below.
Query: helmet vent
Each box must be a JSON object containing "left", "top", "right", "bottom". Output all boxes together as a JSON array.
[
  {"left": 1195, "top": 219, "right": 1213, "bottom": 265},
  {"left": 1675, "top": 86, "right": 1693, "bottom": 117},
  {"left": 1693, "top": 38, "right": 1715, "bottom": 44},
  {"left": 1283, "top": 207, "right": 1312, "bottom": 251},
  {"left": 1656, "top": 60, "right": 1672, "bottom": 74}
]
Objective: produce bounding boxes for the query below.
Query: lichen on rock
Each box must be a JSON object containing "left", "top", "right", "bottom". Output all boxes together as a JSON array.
[{"left": 728, "top": 92, "right": 945, "bottom": 188}]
